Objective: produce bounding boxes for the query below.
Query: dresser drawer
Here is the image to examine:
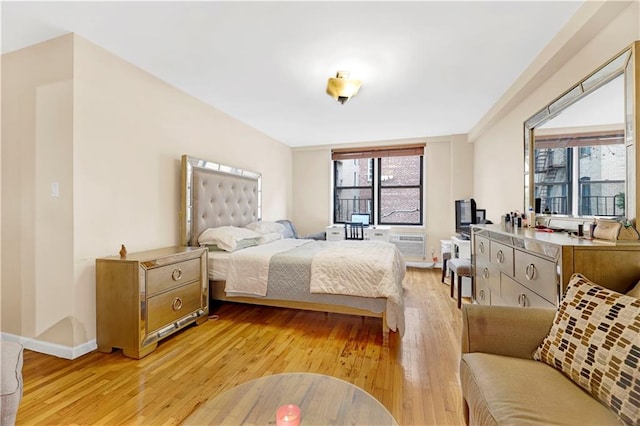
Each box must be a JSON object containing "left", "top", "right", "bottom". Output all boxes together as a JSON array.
[
  {"left": 490, "top": 241, "right": 514, "bottom": 277},
  {"left": 147, "top": 258, "right": 201, "bottom": 295},
  {"left": 475, "top": 258, "right": 500, "bottom": 295},
  {"left": 474, "top": 235, "right": 490, "bottom": 265},
  {"left": 514, "top": 249, "right": 558, "bottom": 304},
  {"left": 326, "top": 228, "right": 345, "bottom": 241},
  {"left": 147, "top": 281, "right": 202, "bottom": 332},
  {"left": 500, "top": 275, "right": 555, "bottom": 308},
  {"left": 475, "top": 280, "right": 491, "bottom": 305},
  {"left": 366, "top": 228, "right": 389, "bottom": 242}
]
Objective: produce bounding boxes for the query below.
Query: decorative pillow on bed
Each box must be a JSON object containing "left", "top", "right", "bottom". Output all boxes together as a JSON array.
[
  {"left": 533, "top": 273, "right": 640, "bottom": 425},
  {"left": 245, "top": 221, "right": 286, "bottom": 235},
  {"left": 198, "top": 226, "right": 262, "bottom": 252}
]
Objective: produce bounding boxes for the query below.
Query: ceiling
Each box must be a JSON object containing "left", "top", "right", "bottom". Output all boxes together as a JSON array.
[{"left": 1, "top": 1, "right": 585, "bottom": 148}]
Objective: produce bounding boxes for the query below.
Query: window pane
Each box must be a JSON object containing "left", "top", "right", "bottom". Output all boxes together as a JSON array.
[
  {"left": 334, "top": 188, "right": 373, "bottom": 223},
  {"left": 579, "top": 144, "right": 625, "bottom": 216},
  {"left": 380, "top": 187, "right": 420, "bottom": 224},
  {"left": 335, "top": 159, "right": 373, "bottom": 186},
  {"left": 534, "top": 148, "right": 570, "bottom": 214},
  {"left": 380, "top": 156, "right": 421, "bottom": 186}
]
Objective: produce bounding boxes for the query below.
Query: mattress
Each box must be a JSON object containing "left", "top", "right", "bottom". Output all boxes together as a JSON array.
[
  {"left": 208, "top": 250, "right": 231, "bottom": 281},
  {"left": 208, "top": 240, "right": 388, "bottom": 314}
]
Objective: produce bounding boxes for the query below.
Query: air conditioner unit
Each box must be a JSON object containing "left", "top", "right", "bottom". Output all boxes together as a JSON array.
[{"left": 390, "top": 233, "right": 426, "bottom": 260}]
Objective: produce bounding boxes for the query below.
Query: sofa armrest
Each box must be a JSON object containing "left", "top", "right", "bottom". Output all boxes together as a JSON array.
[{"left": 461, "top": 304, "right": 556, "bottom": 360}]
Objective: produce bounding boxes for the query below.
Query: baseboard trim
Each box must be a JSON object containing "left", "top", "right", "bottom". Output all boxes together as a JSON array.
[{"left": 1, "top": 332, "right": 97, "bottom": 360}]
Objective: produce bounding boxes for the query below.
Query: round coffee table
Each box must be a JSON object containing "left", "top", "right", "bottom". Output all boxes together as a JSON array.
[{"left": 184, "top": 372, "right": 398, "bottom": 425}]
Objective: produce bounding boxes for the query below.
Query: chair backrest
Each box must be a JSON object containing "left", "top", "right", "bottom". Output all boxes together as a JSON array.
[{"left": 344, "top": 222, "right": 364, "bottom": 240}]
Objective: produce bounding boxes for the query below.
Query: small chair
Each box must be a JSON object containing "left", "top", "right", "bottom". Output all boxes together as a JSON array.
[
  {"left": 448, "top": 258, "right": 473, "bottom": 309},
  {"left": 344, "top": 222, "right": 364, "bottom": 240}
]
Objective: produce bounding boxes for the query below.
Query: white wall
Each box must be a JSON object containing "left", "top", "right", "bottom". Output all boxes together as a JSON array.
[{"left": 2, "top": 34, "right": 292, "bottom": 357}]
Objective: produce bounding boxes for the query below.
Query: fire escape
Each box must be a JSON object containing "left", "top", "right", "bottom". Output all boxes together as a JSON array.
[{"left": 535, "top": 149, "right": 562, "bottom": 213}]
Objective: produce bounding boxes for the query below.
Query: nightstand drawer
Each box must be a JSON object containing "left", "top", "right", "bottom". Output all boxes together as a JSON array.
[
  {"left": 147, "top": 258, "right": 201, "bottom": 295},
  {"left": 147, "top": 281, "right": 202, "bottom": 332}
]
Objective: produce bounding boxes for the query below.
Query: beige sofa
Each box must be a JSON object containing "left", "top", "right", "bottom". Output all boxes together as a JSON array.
[
  {"left": 1, "top": 341, "right": 24, "bottom": 426},
  {"left": 459, "top": 305, "right": 623, "bottom": 425}
]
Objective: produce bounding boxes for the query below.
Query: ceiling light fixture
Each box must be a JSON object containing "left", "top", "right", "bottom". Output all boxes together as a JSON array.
[{"left": 326, "top": 71, "right": 362, "bottom": 104}]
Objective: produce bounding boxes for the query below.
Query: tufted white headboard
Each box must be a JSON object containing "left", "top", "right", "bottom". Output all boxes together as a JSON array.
[{"left": 180, "top": 155, "right": 262, "bottom": 246}]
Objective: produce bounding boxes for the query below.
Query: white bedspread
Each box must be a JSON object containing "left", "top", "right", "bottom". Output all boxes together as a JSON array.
[
  {"left": 310, "top": 240, "right": 406, "bottom": 335},
  {"left": 224, "top": 239, "right": 313, "bottom": 296}
]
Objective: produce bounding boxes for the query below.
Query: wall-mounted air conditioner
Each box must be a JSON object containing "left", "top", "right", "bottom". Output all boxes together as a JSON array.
[{"left": 390, "top": 233, "right": 426, "bottom": 260}]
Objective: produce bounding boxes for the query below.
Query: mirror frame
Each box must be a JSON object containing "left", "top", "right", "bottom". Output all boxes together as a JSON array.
[{"left": 524, "top": 41, "right": 639, "bottom": 222}]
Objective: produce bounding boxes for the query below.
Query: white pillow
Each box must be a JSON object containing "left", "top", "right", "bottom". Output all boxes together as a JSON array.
[
  {"left": 258, "top": 232, "right": 282, "bottom": 245},
  {"left": 198, "top": 226, "right": 262, "bottom": 252},
  {"left": 245, "top": 221, "right": 286, "bottom": 235}
]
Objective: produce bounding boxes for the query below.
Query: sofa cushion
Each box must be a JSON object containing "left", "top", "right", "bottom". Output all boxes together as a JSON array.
[
  {"left": 461, "top": 353, "right": 621, "bottom": 425},
  {"left": 533, "top": 273, "right": 640, "bottom": 425}
]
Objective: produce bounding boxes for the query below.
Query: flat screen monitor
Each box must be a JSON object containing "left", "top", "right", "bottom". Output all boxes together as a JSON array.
[
  {"left": 350, "top": 213, "right": 370, "bottom": 227},
  {"left": 455, "top": 199, "right": 477, "bottom": 239}
]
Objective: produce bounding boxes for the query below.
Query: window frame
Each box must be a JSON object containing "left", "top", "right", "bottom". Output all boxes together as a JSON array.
[
  {"left": 331, "top": 144, "right": 425, "bottom": 226},
  {"left": 332, "top": 158, "right": 375, "bottom": 225},
  {"left": 376, "top": 156, "right": 424, "bottom": 226}
]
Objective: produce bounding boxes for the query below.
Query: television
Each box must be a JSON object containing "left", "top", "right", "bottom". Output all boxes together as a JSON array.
[
  {"left": 350, "top": 213, "right": 370, "bottom": 227},
  {"left": 455, "top": 199, "right": 477, "bottom": 240}
]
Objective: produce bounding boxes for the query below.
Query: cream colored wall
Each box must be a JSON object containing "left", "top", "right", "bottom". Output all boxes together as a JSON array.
[
  {"left": 291, "top": 135, "right": 474, "bottom": 260},
  {"left": 2, "top": 35, "right": 75, "bottom": 347},
  {"left": 2, "top": 34, "right": 292, "bottom": 356},
  {"left": 472, "top": 2, "right": 640, "bottom": 222},
  {"left": 291, "top": 149, "right": 331, "bottom": 236}
]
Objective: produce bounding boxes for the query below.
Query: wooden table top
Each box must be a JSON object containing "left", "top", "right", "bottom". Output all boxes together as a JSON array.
[{"left": 183, "top": 372, "right": 398, "bottom": 425}]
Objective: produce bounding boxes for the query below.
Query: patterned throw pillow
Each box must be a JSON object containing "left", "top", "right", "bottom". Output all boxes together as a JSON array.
[{"left": 533, "top": 273, "right": 640, "bottom": 425}]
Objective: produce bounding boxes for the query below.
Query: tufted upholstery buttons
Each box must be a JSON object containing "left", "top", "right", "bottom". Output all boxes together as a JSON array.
[{"left": 190, "top": 168, "right": 261, "bottom": 242}]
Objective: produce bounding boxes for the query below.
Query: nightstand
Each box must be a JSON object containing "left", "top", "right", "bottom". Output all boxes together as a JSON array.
[{"left": 96, "top": 246, "right": 208, "bottom": 359}]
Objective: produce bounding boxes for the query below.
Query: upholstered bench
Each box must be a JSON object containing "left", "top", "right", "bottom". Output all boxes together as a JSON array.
[
  {"left": 448, "top": 258, "right": 473, "bottom": 309},
  {"left": 1, "top": 341, "right": 24, "bottom": 426}
]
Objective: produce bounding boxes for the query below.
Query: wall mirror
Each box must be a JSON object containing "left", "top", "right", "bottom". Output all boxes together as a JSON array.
[{"left": 524, "top": 41, "right": 639, "bottom": 222}]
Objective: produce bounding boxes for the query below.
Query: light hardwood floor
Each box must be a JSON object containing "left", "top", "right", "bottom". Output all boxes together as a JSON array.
[{"left": 17, "top": 268, "right": 466, "bottom": 425}]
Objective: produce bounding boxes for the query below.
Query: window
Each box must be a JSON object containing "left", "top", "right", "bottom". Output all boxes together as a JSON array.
[
  {"left": 333, "top": 158, "right": 374, "bottom": 223},
  {"left": 534, "top": 130, "right": 624, "bottom": 216},
  {"left": 332, "top": 144, "right": 424, "bottom": 225}
]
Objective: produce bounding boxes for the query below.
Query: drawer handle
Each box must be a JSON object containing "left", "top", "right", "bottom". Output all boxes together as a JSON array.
[
  {"left": 518, "top": 293, "right": 528, "bottom": 307},
  {"left": 482, "top": 267, "right": 489, "bottom": 279},
  {"left": 496, "top": 250, "right": 504, "bottom": 264},
  {"left": 171, "top": 268, "right": 183, "bottom": 281},
  {"left": 525, "top": 263, "right": 536, "bottom": 280},
  {"left": 172, "top": 297, "right": 183, "bottom": 311},
  {"left": 479, "top": 241, "right": 485, "bottom": 253},
  {"left": 479, "top": 289, "right": 485, "bottom": 301}
]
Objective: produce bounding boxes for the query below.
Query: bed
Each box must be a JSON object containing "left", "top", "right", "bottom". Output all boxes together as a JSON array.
[{"left": 179, "top": 155, "right": 406, "bottom": 341}]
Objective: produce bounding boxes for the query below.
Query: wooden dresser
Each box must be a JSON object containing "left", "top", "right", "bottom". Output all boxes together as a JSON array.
[
  {"left": 96, "top": 246, "right": 208, "bottom": 359},
  {"left": 471, "top": 224, "right": 640, "bottom": 308}
]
